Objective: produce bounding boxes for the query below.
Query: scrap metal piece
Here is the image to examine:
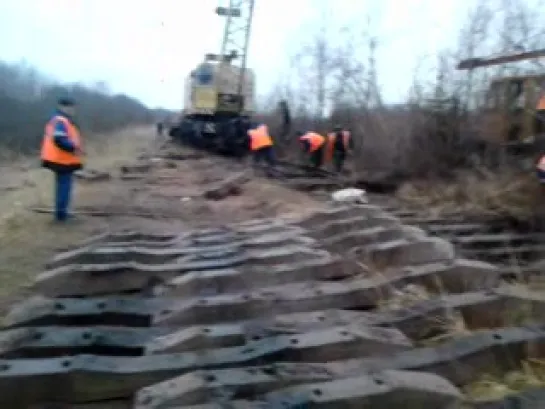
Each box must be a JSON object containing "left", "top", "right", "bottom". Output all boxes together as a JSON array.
[
  {"left": 164, "top": 370, "right": 462, "bottom": 409},
  {"left": 3, "top": 296, "right": 169, "bottom": 328},
  {"left": 35, "top": 244, "right": 327, "bottom": 297},
  {"left": 0, "top": 326, "right": 165, "bottom": 358}
]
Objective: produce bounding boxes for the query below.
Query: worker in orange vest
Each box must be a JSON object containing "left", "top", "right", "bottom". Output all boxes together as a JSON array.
[
  {"left": 40, "top": 97, "right": 83, "bottom": 222},
  {"left": 536, "top": 154, "right": 545, "bottom": 184},
  {"left": 298, "top": 131, "right": 326, "bottom": 169},
  {"left": 326, "top": 125, "right": 354, "bottom": 173},
  {"left": 247, "top": 122, "right": 275, "bottom": 173}
]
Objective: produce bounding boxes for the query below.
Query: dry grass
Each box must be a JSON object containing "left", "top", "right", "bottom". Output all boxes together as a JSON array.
[
  {"left": 374, "top": 279, "right": 545, "bottom": 403},
  {"left": 396, "top": 169, "right": 543, "bottom": 220},
  {"left": 0, "top": 126, "right": 156, "bottom": 307},
  {"left": 464, "top": 360, "right": 545, "bottom": 401}
]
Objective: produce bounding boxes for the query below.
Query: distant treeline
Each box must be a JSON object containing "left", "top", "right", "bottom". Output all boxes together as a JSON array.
[{"left": 0, "top": 60, "right": 167, "bottom": 154}]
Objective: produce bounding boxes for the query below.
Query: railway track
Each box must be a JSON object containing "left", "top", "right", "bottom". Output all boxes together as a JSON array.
[{"left": 2, "top": 145, "right": 545, "bottom": 408}]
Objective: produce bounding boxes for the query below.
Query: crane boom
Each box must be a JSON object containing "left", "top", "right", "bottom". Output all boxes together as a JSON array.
[
  {"left": 457, "top": 48, "right": 545, "bottom": 70},
  {"left": 214, "top": 0, "right": 256, "bottom": 112}
]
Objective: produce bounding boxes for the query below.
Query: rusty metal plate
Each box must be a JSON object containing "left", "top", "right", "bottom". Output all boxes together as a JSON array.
[
  {"left": 164, "top": 255, "right": 350, "bottom": 298},
  {"left": 306, "top": 214, "right": 400, "bottom": 240},
  {"left": 0, "top": 324, "right": 411, "bottom": 405},
  {"left": 395, "top": 258, "right": 500, "bottom": 293},
  {"left": 321, "top": 225, "right": 425, "bottom": 254},
  {"left": 144, "top": 311, "right": 381, "bottom": 354},
  {"left": 0, "top": 324, "right": 542, "bottom": 406},
  {"left": 154, "top": 272, "right": 514, "bottom": 328},
  {"left": 34, "top": 243, "right": 329, "bottom": 297},
  {"left": 364, "top": 236, "right": 456, "bottom": 268},
  {"left": 47, "top": 228, "right": 310, "bottom": 268},
  {"left": 295, "top": 205, "right": 386, "bottom": 230},
  {"left": 147, "top": 324, "right": 412, "bottom": 356},
  {"left": 261, "top": 370, "right": 461, "bottom": 409},
  {"left": 134, "top": 369, "right": 461, "bottom": 408},
  {"left": 0, "top": 326, "right": 165, "bottom": 358},
  {"left": 3, "top": 296, "right": 169, "bottom": 328},
  {"left": 358, "top": 325, "right": 545, "bottom": 386},
  {"left": 154, "top": 278, "right": 392, "bottom": 327}
]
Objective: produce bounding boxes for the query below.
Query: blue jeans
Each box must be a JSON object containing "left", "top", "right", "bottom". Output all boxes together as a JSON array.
[{"left": 55, "top": 172, "right": 73, "bottom": 221}]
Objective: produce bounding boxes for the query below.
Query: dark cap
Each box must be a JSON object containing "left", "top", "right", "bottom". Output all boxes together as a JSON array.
[{"left": 57, "top": 97, "right": 75, "bottom": 107}]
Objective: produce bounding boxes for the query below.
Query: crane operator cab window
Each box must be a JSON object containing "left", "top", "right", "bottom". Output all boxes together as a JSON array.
[{"left": 195, "top": 63, "right": 214, "bottom": 85}]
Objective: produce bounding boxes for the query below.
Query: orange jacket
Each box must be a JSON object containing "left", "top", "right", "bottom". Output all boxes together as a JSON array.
[
  {"left": 41, "top": 115, "right": 82, "bottom": 171},
  {"left": 326, "top": 130, "right": 351, "bottom": 161},
  {"left": 537, "top": 97, "right": 545, "bottom": 111},
  {"left": 299, "top": 132, "right": 325, "bottom": 152},
  {"left": 248, "top": 124, "right": 273, "bottom": 151}
]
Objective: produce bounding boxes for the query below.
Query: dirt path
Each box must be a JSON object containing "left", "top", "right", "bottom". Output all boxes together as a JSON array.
[{"left": 0, "top": 126, "right": 323, "bottom": 308}]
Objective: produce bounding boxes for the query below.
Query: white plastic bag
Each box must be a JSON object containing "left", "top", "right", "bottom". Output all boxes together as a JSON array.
[{"left": 331, "top": 187, "right": 367, "bottom": 204}]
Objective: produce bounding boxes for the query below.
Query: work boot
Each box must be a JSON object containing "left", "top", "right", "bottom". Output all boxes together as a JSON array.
[{"left": 51, "top": 213, "right": 82, "bottom": 225}]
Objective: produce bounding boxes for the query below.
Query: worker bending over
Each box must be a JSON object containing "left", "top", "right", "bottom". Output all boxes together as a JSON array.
[
  {"left": 248, "top": 122, "right": 275, "bottom": 174},
  {"left": 537, "top": 154, "right": 545, "bottom": 184},
  {"left": 40, "top": 97, "right": 83, "bottom": 223},
  {"left": 327, "top": 125, "right": 354, "bottom": 173},
  {"left": 298, "top": 131, "right": 326, "bottom": 169}
]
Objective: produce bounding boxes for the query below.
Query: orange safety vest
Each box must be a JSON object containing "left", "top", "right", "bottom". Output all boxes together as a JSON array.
[
  {"left": 300, "top": 132, "right": 325, "bottom": 153},
  {"left": 248, "top": 124, "right": 273, "bottom": 151},
  {"left": 325, "top": 130, "right": 351, "bottom": 161},
  {"left": 537, "top": 155, "right": 545, "bottom": 172},
  {"left": 41, "top": 115, "right": 82, "bottom": 169},
  {"left": 537, "top": 97, "right": 545, "bottom": 111}
]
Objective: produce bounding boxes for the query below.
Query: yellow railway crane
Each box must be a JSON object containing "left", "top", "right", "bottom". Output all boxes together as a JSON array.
[
  {"left": 457, "top": 49, "right": 545, "bottom": 156},
  {"left": 168, "top": 1, "right": 256, "bottom": 156},
  {"left": 168, "top": 1, "right": 291, "bottom": 157}
]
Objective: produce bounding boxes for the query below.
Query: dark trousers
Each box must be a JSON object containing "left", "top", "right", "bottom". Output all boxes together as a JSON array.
[
  {"left": 333, "top": 150, "right": 346, "bottom": 172},
  {"left": 309, "top": 146, "right": 324, "bottom": 168},
  {"left": 537, "top": 169, "right": 545, "bottom": 184},
  {"left": 55, "top": 171, "right": 74, "bottom": 221},
  {"left": 253, "top": 146, "right": 275, "bottom": 167},
  {"left": 535, "top": 110, "right": 545, "bottom": 134}
]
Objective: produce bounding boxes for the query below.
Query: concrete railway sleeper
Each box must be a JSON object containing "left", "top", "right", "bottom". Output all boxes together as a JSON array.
[{"left": 1, "top": 201, "right": 545, "bottom": 407}]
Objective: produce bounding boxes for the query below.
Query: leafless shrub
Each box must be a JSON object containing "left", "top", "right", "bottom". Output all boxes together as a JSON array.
[
  {"left": 259, "top": 0, "right": 545, "bottom": 189},
  {"left": 0, "top": 60, "right": 160, "bottom": 155}
]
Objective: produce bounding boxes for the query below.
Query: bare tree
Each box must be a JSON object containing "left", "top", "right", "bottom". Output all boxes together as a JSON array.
[{"left": 0, "top": 60, "right": 155, "bottom": 154}]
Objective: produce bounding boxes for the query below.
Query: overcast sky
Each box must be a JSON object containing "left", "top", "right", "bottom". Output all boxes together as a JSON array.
[{"left": 0, "top": 0, "right": 474, "bottom": 109}]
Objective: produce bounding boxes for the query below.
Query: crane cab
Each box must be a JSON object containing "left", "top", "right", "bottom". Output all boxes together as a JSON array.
[
  {"left": 169, "top": 58, "right": 256, "bottom": 156},
  {"left": 184, "top": 59, "right": 255, "bottom": 117}
]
